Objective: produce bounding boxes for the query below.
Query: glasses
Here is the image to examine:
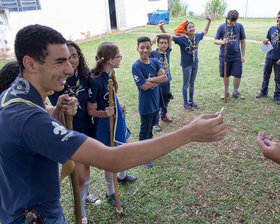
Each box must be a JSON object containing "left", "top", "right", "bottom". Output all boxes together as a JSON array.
[
  {"left": 69, "top": 54, "right": 80, "bottom": 60},
  {"left": 114, "top": 55, "right": 123, "bottom": 59}
]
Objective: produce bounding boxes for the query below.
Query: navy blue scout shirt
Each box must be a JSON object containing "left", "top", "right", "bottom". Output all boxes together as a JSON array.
[
  {"left": 49, "top": 72, "right": 94, "bottom": 137},
  {"left": 215, "top": 22, "right": 246, "bottom": 61},
  {"left": 266, "top": 26, "right": 280, "bottom": 59},
  {"left": 0, "top": 77, "right": 87, "bottom": 224},
  {"left": 150, "top": 47, "right": 172, "bottom": 82},
  {"left": 173, "top": 32, "right": 204, "bottom": 67},
  {"left": 88, "top": 72, "right": 128, "bottom": 146},
  {"left": 132, "top": 58, "right": 162, "bottom": 115}
]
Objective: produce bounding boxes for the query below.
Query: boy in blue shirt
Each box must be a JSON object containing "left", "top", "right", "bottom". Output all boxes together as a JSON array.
[
  {"left": 150, "top": 32, "right": 173, "bottom": 132},
  {"left": 132, "top": 36, "right": 168, "bottom": 167},
  {"left": 214, "top": 10, "right": 246, "bottom": 100},
  {"left": 256, "top": 11, "right": 280, "bottom": 104}
]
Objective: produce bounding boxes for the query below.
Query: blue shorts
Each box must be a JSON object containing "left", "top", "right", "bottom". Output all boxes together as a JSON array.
[{"left": 219, "top": 57, "right": 242, "bottom": 78}]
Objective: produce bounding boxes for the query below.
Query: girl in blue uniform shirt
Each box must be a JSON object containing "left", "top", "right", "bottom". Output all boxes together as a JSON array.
[
  {"left": 172, "top": 17, "right": 211, "bottom": 110},
  {"left": 87, "top": 42, "right": 137, "bottom": 208},
  {"left": 49, "top": 41, "right": 101, "bottom": 224}
]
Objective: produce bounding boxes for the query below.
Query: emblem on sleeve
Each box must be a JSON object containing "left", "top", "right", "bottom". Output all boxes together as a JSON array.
[
  {"left": 133, "top": 74, "right": 139, "bottom": 82},
  {"left": 52, "top": 121, "right": 67, "bottom": 135}
]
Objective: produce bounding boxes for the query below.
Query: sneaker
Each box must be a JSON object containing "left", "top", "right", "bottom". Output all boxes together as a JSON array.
[
  {"left": 117, "top": 175, "right": 137, "bottom": 184},
  {"left": 161, "top": 115, "right": 172, "bottom": 123},
  {"left": 256, "top": 92, "right": 267, "bottom": 98},
  {"left": 85, "top": 194, "right": 102, "bottom": 205},
  {"left": 232, "top": 92, "right": 245, "bottom": 100},
  {"left": 275, "top": 99, "right": 280, "bottom": 105},
  {"left": 105, "top": 193, "right": 124, "bottom": 208},
  {"left": 220, "top": 93, "right": 229, "bottom": 100},
  {"left": 153, "top": 124, "right": 162, "bottom": 132},
  {"left": 82, "top": 217, "right": 88, "bottom": 224},
  {"left": 189, "top": 102, "right": 198, "bottom": 108},
  {"left": 144, "top": 162, "right": 153, "bottom": 167},
  {"left": 183, "top": 103, "right": 193, "bottom": 110}
]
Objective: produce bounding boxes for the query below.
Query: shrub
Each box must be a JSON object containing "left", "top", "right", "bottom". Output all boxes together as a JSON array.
[
  {"left": 205, "top": 0, "right": 227, "bottom": 19},
  {"left": 169, "top": 0, "right": 188, "bottom": 17}
]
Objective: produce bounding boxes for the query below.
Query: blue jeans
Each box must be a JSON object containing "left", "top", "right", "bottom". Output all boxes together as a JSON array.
[
  {"left": 41, "top": 215, "right": 68, "bottom": 224},
  {"left": 139, "top": 111, "right": 158, "bottom": 141},
  {"left": 260, "top": 57, "right": 280, "bottom": 100},
  {"left": 182, "top": 64, "right": 198, "bottom": 105}
]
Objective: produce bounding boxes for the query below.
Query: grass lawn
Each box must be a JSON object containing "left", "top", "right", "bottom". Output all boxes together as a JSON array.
[{"left": 1, "top": 17, "right": 280, "bottom": 223}]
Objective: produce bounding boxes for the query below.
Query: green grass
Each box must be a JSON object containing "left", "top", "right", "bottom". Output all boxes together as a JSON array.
[{"left": 1, "top": 17, "right": 280, "bottom": 223}]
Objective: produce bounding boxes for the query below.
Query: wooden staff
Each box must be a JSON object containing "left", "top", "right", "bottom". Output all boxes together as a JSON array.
[
  {"left": 108, "top": 79, "right": 123, "bottom": 214},
  {"left": 223, "top": 17, "right": 228, "bottom": 103},
  {"left": 59, "top": 110, "right": 82, "bottom": 224}
]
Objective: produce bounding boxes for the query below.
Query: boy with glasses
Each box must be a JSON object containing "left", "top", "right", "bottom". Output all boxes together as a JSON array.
[{"left": 150, "top": 31, "right": 173, "bottom": 132}]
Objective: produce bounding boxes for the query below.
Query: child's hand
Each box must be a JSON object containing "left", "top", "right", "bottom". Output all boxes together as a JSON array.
[
  {"left": 263, "top": 39, "right": 269, "bottom": 45},
  {"left": 206, "top": 16, "right": 211, "bottom": 21},
  {"left": 158, "top": 20, "right": 164, "bottom": 27}
]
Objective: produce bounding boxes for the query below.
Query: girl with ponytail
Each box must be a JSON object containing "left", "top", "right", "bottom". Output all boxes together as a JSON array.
[{"left": 87, "top": 42, "right": 137, "bottom": 208}]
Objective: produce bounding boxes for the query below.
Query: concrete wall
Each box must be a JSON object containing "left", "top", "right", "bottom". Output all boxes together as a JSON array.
[
  {"left": 0, "top": 0, "right": 168, "bottom": 56},
  {"left": 182, "top": 0, "right": 279, "bottom": 18}
]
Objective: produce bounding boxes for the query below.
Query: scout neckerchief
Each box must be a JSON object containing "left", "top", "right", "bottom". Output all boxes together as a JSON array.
[
  {"left": 186, "top": 34, "right": 197, "bottom": 62},
  {"left": 65, "top": 70, "right": 81, "bottom": 97},
  {"left": 1, "top": 76, "right": 46, "bottom": 112},
  {"left": 156, "top": 49, "right": 169, "bottom": 76},
  {"left": 275, "top": 26, "right": 279, "bottom": 48},
  {"left": 227, "top": 23, "right": 236, "bottom": 45}
]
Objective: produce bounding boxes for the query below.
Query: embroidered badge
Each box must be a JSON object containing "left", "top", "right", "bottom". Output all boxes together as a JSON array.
[{"left": 10, "top": 76, "right": 30, "bottom": 96}]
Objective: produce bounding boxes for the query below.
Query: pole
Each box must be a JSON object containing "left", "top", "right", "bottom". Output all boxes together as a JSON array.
[
  {"left": 108, "top": 79, "right": 123, "bottom": 214},
  {"left": 224, "top": 17, "right": 228, "bottom": 103},
  {"left": 59, "top": 111, "right": 82, "bottom": 224}
]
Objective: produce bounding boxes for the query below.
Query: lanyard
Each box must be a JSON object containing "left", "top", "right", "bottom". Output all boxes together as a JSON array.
[{"left": 186, "top": 35, "right": 197, "bottom": 62}]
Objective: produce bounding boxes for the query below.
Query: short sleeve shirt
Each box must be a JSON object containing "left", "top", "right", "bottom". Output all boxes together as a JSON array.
[
  {"left": 266, "top": 26, "right": 280, "bottom": 59},
  {"left": 0, "top": 79, "right": 87, "bottom": 224},
  {"left": 215, "top": 22, "right": 246, "bottom": 61},
  {"left": 49, "top": 73, "right": 94, "bottom": 137},
  {"left": 173, "top": 32, "right": 204, "bottom": 67},
  {"left": 87, "top": 72, "right": 128, "bottom": 146},
  {"left": 132, "top": 58, "right": 161, "bottom": 115},
  {"left": 87, "top": 72, "right": 110, "bottom": 110}
]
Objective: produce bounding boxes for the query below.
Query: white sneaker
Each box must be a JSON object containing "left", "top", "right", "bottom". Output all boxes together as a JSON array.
[
  {"left": 82, "top": 217, "right": 88, "bottom": 224},
  {"left": 85, "top": 194, "right": 102, "bottom": 205}
]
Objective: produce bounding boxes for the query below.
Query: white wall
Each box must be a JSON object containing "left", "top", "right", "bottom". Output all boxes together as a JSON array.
[
  {"left": 7, "top": 0, "right": 109, "bottom": 45},
  {"left": 2, "top": 0, "right": 168, "bottom": 53},
  {"left": 123, "top": 0, "right": 168, "bottom": 28},
  {"left": 181, "top": 0, "right": 279, "bottom": 18}
]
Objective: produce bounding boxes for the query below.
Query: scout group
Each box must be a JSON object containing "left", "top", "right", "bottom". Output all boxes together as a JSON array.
[{"left": 0, "top": 9, "right": 279, "bottom": 224}]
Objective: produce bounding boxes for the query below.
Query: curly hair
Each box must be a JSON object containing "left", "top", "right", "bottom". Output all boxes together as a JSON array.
[{"left": 66, "top": 40, "right": 89, "bottom": 80}]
